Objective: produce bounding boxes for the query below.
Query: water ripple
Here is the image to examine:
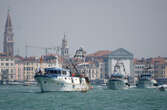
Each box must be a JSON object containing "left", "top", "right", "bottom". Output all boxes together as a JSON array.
[{"left": 0, "top": 85, "right": 167, "bottom": 110}]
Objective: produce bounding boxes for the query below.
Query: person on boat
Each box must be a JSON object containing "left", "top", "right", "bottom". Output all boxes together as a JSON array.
[{"left": 37, "top": 67, "right": 42, "bottom": 75}]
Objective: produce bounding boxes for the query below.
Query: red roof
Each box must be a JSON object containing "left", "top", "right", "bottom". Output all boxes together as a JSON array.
[
  {"left": 134, "top": 57, "right": 166, "bottom": 65},
  {"left": 87, "top": 50, "right": 112, "bottom": 57},
  {"left": 152, "top": 57, "right": 166, "bottom": 64}
]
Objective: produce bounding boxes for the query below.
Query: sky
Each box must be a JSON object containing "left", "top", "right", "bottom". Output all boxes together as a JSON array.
[{"left": 0, "top": 0, "right": 167, "bottom": 58}]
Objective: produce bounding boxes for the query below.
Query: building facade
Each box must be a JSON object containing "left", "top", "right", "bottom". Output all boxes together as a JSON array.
[
  {"left": 105, "top": 48, "right": 134, "bottom": 78},
  {"left": 23, "top": 55, "right": 61, "bottom": 81},
  {"left": 76, "top": 62, "right": 103, "bottom": 80},
  {"left": 134, "top": 57, "right": 167, "bottom": 84},
  {"left": 134, "top": 58, "right": 154, "bottom": 77},
  {"left": 0, "top": 56, "right": 16, "bottom": 83},
  {"left": 153, "top": 57, "right": 167, "bottom": 79},
  {"left": 0, "top": 55, "right": 61, "bottom": 83},
  {"left": 15, "top": 56, "right": 24, "bottom": 81}
]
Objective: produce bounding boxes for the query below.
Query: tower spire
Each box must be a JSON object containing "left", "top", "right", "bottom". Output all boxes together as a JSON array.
[
  {"left": 61, "top": 32, "right": 69, "bottom": 57},
  {"left": 5, "top": 9, "right": 12, "bottom": 28},
  {"left": 3, "top": 10, "right": 14, "bottom": 56}
]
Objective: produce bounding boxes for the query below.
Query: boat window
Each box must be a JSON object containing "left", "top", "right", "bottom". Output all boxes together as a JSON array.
[
  {"left": 53, "top": 70, "right": 56, "bottom": 74},
  {"left": 45, "top": 70, "right": 62, "bottom": 74},
  {"left": 57, "top": 70, "right": 61, "bottom": 74},
  {"left": 50, "top": 70, "right": 55, "bottom": 74},
  {"left": 63, "top": 71, "right": 66, "bottom": 75}
]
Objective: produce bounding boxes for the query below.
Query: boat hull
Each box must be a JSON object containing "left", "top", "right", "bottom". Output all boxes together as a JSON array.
[
  {"left": 35, "top": 75, "right": 90, "bottom": 92},
  {"left": 136, "top": 80, "right": 154, "bottom": 88},
  {"left": 107, "top": 79, "right": 128, "bottom": 90}
]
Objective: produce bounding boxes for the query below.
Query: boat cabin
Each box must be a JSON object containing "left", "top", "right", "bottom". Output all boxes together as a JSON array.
[
  {"left": 44, "top": 68, "right": 70, "bottom": 76},
  {"left": 111, "top": 73, "right": 124, "bottom": 79},
  {"left": 139, "top": 74, "right": 152, "bottom": 80}
]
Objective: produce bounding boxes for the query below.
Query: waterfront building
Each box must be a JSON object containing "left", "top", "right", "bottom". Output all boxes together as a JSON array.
[
  {"left": 3, "top": 10, "right": 14, "bottom": 57},
  {"left": 134, "top": 57, "right": 167, "bottom": 84},
  {"left": 96, "top": 60, "right": 106, "bottom": 80},
  {"left": 23, "top": 55, "right": 61, "bottom": 81},
  {"left": 152, "top": 57, "right": 167, "bottom": 79},
  {"left": 0, "top": 56, "right": 16, "bottom": 83},
  {"left": 86, "top": 50, "right": 112, "bottom": 79},
  {"left": 15, "top": 56, "right": 25, "bottom": 81},
  {"left": 69, "top": 49, "right": 106, "bottom": 81},
  {"left": 134, "top": 57, "right": 167, "bottom": 79},
  {"left": 23, "top": 57, "right": 40, "bottom": 81},
  {"left": 86, "top": 50, "right": 111, "bottom": 62},
  {"left": 165, "top": 65, "right": 167, "bottom": 78},
  {"left": 77, "top": 62, "right": 101, "bottom": 80},
  {"left": 104, "top": 48, "right": 134, "bottom": 78},
  {"left": 134, "top": 58, "right": 154, "bottom": 77}
]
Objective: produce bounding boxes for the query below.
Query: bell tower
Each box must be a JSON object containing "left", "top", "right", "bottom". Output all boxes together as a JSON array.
[
  {"left": 61, "top": 33, "right": 69, "bottom": 57},
  {"left": 3, "top": 10, "right": 14, "bottom": 56}
]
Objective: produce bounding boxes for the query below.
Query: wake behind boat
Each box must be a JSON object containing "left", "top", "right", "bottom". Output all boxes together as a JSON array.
[{"left": 34, "top": 67, "right": 90, "bottom": 92}]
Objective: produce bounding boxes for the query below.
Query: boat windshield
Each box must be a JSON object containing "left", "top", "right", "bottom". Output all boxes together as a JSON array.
[
  {"left": 111, "top": 73, "right": 124, "bottom": 78},
  {"left": 139, "top": 74, "right": 152, "bottom": 80},
  {"left": 46, "top": 70, "right": 61, "bottom": 74},
  {"left": 140, "top": 74, "right": 152, "bottom": 78},
  {"left": 44, "top": 68, "right": 70, "bottom": 76},
  {"left": 45, "top": 68, "right": 62, "bottom": 74}
]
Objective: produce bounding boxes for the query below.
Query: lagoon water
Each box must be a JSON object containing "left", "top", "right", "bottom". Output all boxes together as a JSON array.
[{"left": 0, "top": 85, "right": 167, "bottom": 110}]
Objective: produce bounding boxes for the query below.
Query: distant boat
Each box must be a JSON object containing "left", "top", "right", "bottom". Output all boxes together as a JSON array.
[
  {"left": 159, "top": 86, "right": 165, "bottom": 91},
  {"left": 107, "top": 61, "right": 130, "bottom": 90},
  {"left": 136, "top": 65, "right": 158, "bottom": 88},
  {"left": 136, "top": 66, "right": 157, "bottom": 88},
  {"left": 34, "top": 67, "right": 91, "bottom": 92},
  {"left": 136, "top": 74, "right": 157, "bottom": 88},
  {"left": 107, "top": 73, "right": 129, "bottom": 90},
  {"left": 158, "top": 84, "right": 167, "bottom": 91},
  {"left": 23, "top": 81, "right": 37, "bottom": 86}
]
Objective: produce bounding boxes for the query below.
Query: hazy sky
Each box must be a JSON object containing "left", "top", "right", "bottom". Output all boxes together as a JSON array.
[{"left": 0, "top": 0, "right": 167, "bottom": 58}]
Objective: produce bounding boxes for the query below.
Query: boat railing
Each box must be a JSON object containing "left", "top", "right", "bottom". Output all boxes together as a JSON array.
[{"left": 139, "top": 74, "right": 152, "bottom": 80}]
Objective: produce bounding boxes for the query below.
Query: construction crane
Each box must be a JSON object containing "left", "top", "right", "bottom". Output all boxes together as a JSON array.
[
  {"left": 53, "top": 46, "right": 61, "bottom": 55},
  {"left": 25, "top": 44, "right": 53, "bottom": 57}
]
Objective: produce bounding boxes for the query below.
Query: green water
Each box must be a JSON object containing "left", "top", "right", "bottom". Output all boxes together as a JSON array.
[{"left": 0, "top": 85, "right": 167, "bottom": 110}]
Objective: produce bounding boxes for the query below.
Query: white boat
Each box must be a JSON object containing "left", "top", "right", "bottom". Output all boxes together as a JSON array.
[
  {"left": 107, "top": 73, "right": 129, "bottom": 90},
  {"left": 158, "top": 84, "right": 167, "bottom": 91},
  {"left": 107, "top": 61, "right": 130, "bottom": 90},
  {"left": 136, "top": 74, "right": 155, "bottom": 88},
  {"left": 136, "top": 65, "right": 158, "bottom": 88},
  {"left": 34, "top": 67, "right": 91, "bottom": 92}
]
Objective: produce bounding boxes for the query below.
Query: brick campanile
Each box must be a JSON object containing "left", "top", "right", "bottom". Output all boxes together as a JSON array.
[{"left": 3, "top": 10, "right": 14, "bottom": 56}]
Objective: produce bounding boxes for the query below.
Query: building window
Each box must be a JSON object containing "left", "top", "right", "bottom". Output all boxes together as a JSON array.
[
  {"left": 6, "top": 63, "right": 9, "bottom": 66},
  {"left": 11, "top": 75, "right": 13, "bottom": 79}
]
